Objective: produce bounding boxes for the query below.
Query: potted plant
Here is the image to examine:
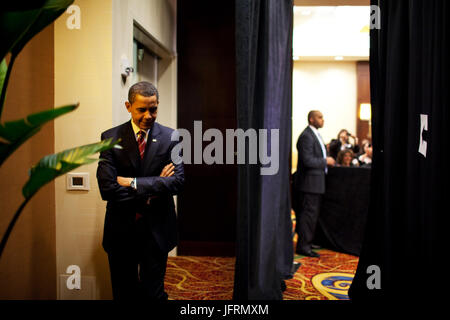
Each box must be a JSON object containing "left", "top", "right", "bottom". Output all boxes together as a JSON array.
[{"left": 0, "top": 1, "right": 120, "bottom": 259}]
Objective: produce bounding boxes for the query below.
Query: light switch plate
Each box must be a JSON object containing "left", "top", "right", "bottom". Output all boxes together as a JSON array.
[{"left": 66, "top": 172, "right": 90, "bottom": 191}]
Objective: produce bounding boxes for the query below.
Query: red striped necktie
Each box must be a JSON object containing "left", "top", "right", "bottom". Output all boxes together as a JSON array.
[
  {"left": 136, "top": 130, "right": 146, "bottom": 221},
  {"left": 137, "top": 130, "right": 146, "bottom": 159}
]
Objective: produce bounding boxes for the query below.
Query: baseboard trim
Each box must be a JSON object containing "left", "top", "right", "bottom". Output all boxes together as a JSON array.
[{"left": 177, "top": 241, "right": 235, "bottom": 257}]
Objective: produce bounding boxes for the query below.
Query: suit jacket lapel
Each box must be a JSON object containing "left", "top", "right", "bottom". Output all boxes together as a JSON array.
[
  {"left": 121, "top": 121, "right": 141, "bottom": 170},
  {"left": 307, "top": 126, "right": 322, "bottom": 155},
  {"left": 142, "top": 122, "right": 161, "bottom": 173}
]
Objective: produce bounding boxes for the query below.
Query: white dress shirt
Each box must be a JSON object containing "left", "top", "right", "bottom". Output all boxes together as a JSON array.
[
  {"left": 309, "top": 125, "right": 327, "bottom": 173},
  {"left": 309, "top": 125, "right": 327, "bottom": 159}
]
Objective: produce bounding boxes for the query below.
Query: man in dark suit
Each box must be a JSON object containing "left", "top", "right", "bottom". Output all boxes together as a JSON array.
[
  {"left": 294, "top": 110, "right": 335, "bottom": 258},
  {"left": 97, "top": 81, "right": 184, "bottom": 300}
]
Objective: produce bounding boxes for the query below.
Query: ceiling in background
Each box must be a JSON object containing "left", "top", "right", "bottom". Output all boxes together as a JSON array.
[
  {"left": 294, "top": 0, "right": 369, "bottom": 6},
  {"left": 293, "top": 6, "right": 370, "bottom": 61}
]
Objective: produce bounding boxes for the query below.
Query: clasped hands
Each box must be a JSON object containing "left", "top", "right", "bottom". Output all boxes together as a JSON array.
[{"left": 116, "top": 163, "right": 175, "bottom": 187}]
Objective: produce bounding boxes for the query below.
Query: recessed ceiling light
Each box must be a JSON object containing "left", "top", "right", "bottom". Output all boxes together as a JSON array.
[
  {"left": 334, "top": 56, "right": 344, "bottom": 60},
  {"left": 293, "top": 56, "right": 300, "bottom": 61},
  {"left": 360, "top": 25, "right": 370, "bottom": 33}
]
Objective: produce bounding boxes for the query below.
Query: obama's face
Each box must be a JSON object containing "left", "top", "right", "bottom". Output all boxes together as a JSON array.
[{"left": 125, "top": 94, "right": 158, "bottom": 130}]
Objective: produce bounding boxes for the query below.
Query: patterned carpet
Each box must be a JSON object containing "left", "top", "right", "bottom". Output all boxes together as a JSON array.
[
  {"left": 165, "top": 210, "right": 359, "bottom": 300},
  {"left": 284, "top": 250, "right": 358, "bottom": 300},
  {"left": 164, "top": 250, "right": 358, "bottom": 300},
  {"left": 165, "top": 256, "right": 235, "bottom": 300}
]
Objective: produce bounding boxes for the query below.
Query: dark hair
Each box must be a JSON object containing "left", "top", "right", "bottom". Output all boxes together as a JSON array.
[
  {"left": 307, "top": 110, "right": 319, "bottom": 124},
  {"left": 128, "top": 81, "right": 159, "bottom": 104},
  {"left": 362, "top": 141, "right": 372, "bottom": 149},
  {"left": 337, "top": 129, "right": 349, "bottom": 139},
  {"left": 336, "top": 149, "right": 354, "bottom": 165}
]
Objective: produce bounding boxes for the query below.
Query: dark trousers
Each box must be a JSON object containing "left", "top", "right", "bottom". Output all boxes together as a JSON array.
[
  {"left": 107, "top": 219, "right": 168, "bottom": 301},
  {"left": 295, "top": 192, "right": 322, "bottom": 253}
]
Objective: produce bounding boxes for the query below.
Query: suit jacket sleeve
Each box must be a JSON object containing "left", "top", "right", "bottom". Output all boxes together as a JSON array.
[
  {"left": 297, "top": 132, "right": 327, "bottom": 170},
  {"left": 135, "top": 130, "right": 185, "bottom": 197},
  {"left": 97, "top": 132, "right": 137, "bottom": 202}
]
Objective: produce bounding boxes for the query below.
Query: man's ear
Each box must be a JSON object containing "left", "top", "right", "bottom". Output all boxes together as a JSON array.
[{"left": 125, "top": 101, "right": 131, "bottom": 112}]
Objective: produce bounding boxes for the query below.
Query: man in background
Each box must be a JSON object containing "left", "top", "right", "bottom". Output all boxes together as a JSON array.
[
  {"left": 293, "top": 110, "right": 335, "bottom": 258},
  {"left": 97, "top": 81, "right": 184, "bottom": 300}
]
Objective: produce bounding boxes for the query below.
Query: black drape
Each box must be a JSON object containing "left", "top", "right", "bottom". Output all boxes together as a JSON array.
[
  {"left": 234, "top": 0, "right": 293, "bottom": 299},
  {"left": 349, "top": 0, "right": 450, "bottom": 299}
]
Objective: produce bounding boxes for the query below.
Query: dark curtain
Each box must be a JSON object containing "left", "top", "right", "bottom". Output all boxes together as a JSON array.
[
  {"left": 234, "top": 0, "right": 293, "bottom": 299},
  {"left": 350, "top": 0, "right": 450, "bottom": 299}
]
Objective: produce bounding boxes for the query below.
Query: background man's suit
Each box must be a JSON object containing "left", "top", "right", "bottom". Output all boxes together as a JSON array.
[
  {"left": 97, "top": 120, "right": 184, "bottom": 300},
  {"left": 294, "top": 126, "right": 327, "bottom": 255}
]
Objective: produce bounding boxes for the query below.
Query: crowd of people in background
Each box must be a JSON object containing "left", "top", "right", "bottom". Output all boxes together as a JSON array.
[
  {"left": 326, "top": 129, "right": 372, "bottom": 168},
  {"left": 293, "top": 111, "right": 371, "bottom": 259}
]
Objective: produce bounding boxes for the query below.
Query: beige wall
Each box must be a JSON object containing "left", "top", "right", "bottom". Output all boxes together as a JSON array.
[
  {"left": 292, "top": 61, "right": 357, "bottom": 171},
  {"left": 112, "top": 0, "right": 177, "bottom": 128},
  {"left": 54, "top": 0, "right": 113, "bottom": 300},
  {"left": 54, "top": 0, "right": 177, "bottom": 300},
  {"left": 0, "top": 25, "right": 56, "bottom": 299}
]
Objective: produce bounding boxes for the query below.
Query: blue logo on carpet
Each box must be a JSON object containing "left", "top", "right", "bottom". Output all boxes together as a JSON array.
[{"left": 311, "top": 272, "right": 354, "bottom": 300}]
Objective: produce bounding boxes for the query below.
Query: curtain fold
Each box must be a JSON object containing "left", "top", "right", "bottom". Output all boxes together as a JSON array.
[
  {"left": 234, "top": 0, "right": 293, "bottom": 300},
  {"left": 350, "top": 0, "right": 450, "bottom": 299}
]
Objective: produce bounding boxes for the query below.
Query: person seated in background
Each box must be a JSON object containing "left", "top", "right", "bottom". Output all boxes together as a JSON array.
[
  {"left": 356, "top": 138, "right": 369, "bottom": 156},
  {"left": 358, "top": 142, "right": 373, "bottom": 167},
  {"left": 336, "top": 149, "right": 359, "bottom": 167},
  {"left": 359, "top": 139, "right": 369, "bottom": 151},
  {"left": 329, "top": 129, "right": 360, "bottom": 160}
]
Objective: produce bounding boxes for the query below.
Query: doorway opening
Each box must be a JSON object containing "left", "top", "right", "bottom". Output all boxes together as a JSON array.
[{"left": 290, "top": 1, "right": 372, "bottom": 300}]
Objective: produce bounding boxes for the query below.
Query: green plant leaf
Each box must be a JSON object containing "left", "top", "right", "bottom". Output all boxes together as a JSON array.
[
  {"left": 0, "top": 0, "right": 74, "bottom": 60},
  {"left": 0, "top": 1, "right": 74, "bottom": 119},
  {"left": 0, "top": 103, "right": 78, "bottom": 166},
  {"left": 3, "top": 2, "right": 47, "bottom": 10},
  {"left": 0, "top": 10, "right": 41, "bottom": 61},
  {"left": 0, "top": 59, "right": 6, "bottom": 99},
  {"left": 22, "top": 138, "right": 122, "bottom": 199}
]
